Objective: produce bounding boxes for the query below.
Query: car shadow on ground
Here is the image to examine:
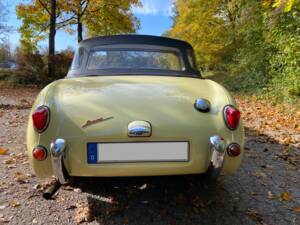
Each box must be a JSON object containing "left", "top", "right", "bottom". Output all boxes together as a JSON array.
[
  {"left": 68, "top": 128, "right": 299, "bottom": 225},
  {"left": 71, "top": 175, "right": 238, "bottom": 225}
]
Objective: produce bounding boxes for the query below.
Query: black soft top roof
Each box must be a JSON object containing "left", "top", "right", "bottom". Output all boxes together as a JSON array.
[
  {"left": 67, "top": 34, "right": 201, "bottom": 78},
  {"left": 79, "top": 34, "right": 194, "bottom": 50}
]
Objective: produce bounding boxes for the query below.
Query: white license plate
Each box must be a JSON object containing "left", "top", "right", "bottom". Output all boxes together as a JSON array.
[{"left": 87, "top": 142, "right": 189, "bottom": 163}]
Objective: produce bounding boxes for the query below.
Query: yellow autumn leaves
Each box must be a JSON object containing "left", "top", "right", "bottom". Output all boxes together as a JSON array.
[
  {"left": 16, "top": 0, "right": 141, "bottom": 52},
  {"left": 168, "top": 0, "right": 226, "bottom": 69},
  {"left": 0, "top": 148, "right": 8, "bottom": 155},
  {"left": 272, "top": 0, "right": 299, "bottom": 12}
]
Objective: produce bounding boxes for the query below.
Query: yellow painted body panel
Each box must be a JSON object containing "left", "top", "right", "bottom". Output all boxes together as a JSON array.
[{"left": 27, "top": 76, "right": 244, "bottom": 178}]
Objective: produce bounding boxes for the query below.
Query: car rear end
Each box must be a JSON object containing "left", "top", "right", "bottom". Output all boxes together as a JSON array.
[{"left": 27, "top": 76, "right": 244, "bottom": 182}]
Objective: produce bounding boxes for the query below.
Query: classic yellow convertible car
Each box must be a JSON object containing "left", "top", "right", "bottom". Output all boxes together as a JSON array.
[{"left": 27, "top": 35, "right": 244, "bottom": 198}]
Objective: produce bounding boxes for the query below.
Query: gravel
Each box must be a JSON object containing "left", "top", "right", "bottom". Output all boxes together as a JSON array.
[{"left": 0, "top": 88, "right": 299, "bottom": 225}]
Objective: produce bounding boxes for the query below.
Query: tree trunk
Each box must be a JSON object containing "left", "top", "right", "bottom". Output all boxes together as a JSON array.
[
  {"left": 48, "top": 0, "right": 56, "bottom": 77},
  {"left": 77, "top": 20, "right": 83, "bottom": 42}
]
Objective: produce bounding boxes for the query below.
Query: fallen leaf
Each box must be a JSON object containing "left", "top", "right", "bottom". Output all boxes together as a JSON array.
[
  {"left": 292, "top": 206, "right": 300, "bottom": 212},
  {"left": 280, "top": 136, "right": 292, "bottom": 145},
  {"left": 75, "top": 203, "right": 92, "bottom": 223},
  {"left": 33, "top": 184, "right": 42, "bottom": 190},
  {"left": 192, "top": 196, "right": 205, "bottom": 208},
  {"left": 66, "top": 205, "right": 77, "bottom": 210},
  {"left": 98, "top": 196, "right": 116, "bottom": 204},
  {"left": 246, "top": 209, "right": 263, "bottom": 223},
  {"left": 0, "top": 204, "right": 6, "bottom": 210},
  {"left": 0, "top": 217, "right": 10, "bottom": 223},
  {"left": 63, "top": 186, "right": 74, "bottom": 191},
  {"left": 192, "top": 207, "right": 200, "bottom": 213},
  {"left": 268, "top": 191, "right": 277, "bottom": 200},
  {"left": 13, "top": 172, "right": 29, "bottom": 184},
  {"left": 20, "top": 98, "right": 29, "bottom": 104},
  {"left": 0, "top": 148, "right": 8, "bottom": 155},
  {"left": 26, "top": 173, "right": 35, "bottom": 178},
  {"left": 4, "top": 153, "right": 28, "bottom": 165},
  {"left": 10, "top": 201, "right": 20, "bottom": 208},
  {"left": 280, "top": 191, "right": 292, "bottom": 201},
  {"left": 252, "top": 171, "right": 267, "bottom": 179},
  {"left": 73, "top": 188, "right": 82, "bottom": 193},
  {"left": 160, "top": 208, "right": 168, "bottom": 218},
  {"left": 123, "top": 217, "right": 129, "bottom": 224},
  {"left": 3, "top": 158, "right": 14, "bottom": 165},
  {"left": 107, "top": 205, "right": 124, "bottom": 214},
  {"left": 139, "top": 184, "right": 147, "bottom": 190}
]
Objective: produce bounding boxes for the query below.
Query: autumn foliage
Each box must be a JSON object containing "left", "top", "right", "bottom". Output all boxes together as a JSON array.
[
  {"left": 169, "top": 0, "right": 300, "bottom": 104},
  {"left": 16, "top": 0, "right": 141, "bottom": 51}
]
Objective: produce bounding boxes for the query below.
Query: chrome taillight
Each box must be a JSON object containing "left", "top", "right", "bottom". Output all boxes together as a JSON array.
[
  {"left": 32, "top": 106, "right": 50, "bottom": 133},
  {"left": 223, "top": 105, "right": 240, "bottom": 130}
]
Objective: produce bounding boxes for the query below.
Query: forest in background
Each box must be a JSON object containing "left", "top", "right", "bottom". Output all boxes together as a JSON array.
[
  {"left": 0, "top": 0, "right": 299, "bottom": 105},
  {"left": 168, "top": 0, "right": 300, "bottom": 104}
]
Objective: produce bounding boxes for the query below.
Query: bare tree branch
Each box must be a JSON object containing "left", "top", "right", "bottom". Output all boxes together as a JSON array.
[
  {"left": 56, "top": 16, "right": 77, "bottom": 27},
  {"left": 81, "top": 0, "right": 89, "bottom": 17},
  {"left": 37, "top": 0, "right": 51, "bottom": 15}
]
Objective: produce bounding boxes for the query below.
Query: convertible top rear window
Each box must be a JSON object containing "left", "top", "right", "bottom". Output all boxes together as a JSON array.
[{"left": 87, "top": 48, "right": 185, "bottom": 71}]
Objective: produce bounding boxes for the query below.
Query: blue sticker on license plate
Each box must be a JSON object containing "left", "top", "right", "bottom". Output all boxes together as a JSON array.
[{"left": 87, "top": 143, "right": 98, "bottom": 164}]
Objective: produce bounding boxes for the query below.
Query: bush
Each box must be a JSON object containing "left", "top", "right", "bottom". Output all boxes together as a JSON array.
[
  {"left": 267, "top": 12, "right": 300, "bottom": 102},
  {"left": 14, "top": 49, "right": 46, "bottom": 84},
  {"left": 3, "top": 48, "right": 74, "bottom": 85}
]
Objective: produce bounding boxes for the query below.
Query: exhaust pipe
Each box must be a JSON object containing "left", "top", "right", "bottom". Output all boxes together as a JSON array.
[{"left": 43, "top": 179, "right": 62, "bottom": 200}]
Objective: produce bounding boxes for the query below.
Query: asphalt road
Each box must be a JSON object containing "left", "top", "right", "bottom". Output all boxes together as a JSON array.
[{"left": 0, "top": 88, "right": 299, "bottom": 225}]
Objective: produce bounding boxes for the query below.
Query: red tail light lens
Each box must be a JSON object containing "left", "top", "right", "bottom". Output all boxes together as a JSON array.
[
  {"left": 227, "top": 143, "right": 241, "bottom": 157},
  {"left": 32, "top": 106, "right": 50, "bottom": 133},
  {"left": 33, "top": 146, "right": 47, "bottom": 161},
  {"left": 223, "top": 105, "right": 240, "bottom": 130}
]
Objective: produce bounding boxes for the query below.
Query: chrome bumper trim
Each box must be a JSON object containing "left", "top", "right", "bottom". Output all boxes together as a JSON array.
[
  {"left": 208, "top": 136, "right": 226, "bottom": 177},
  {"left": 50, "top": 139, "right": 68, "bottom": 184}
]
